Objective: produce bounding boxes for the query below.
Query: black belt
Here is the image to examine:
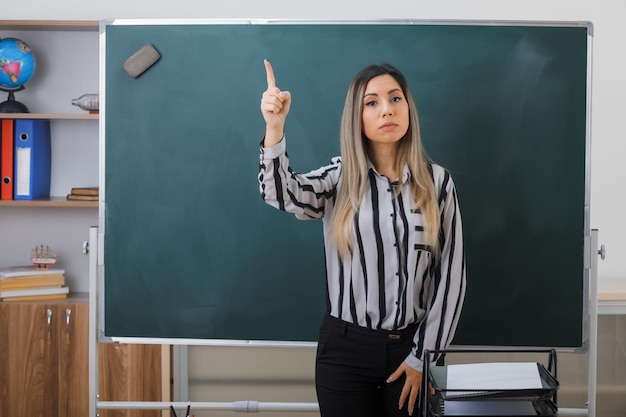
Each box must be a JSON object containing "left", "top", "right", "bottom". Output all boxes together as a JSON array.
[{"left": 323, "top": 314, "right": 418, "bottom": 342}]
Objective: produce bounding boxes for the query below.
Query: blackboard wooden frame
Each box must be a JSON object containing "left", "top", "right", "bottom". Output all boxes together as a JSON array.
[{"left": 99, "top": 19, "right": 592, "bottom": 350}]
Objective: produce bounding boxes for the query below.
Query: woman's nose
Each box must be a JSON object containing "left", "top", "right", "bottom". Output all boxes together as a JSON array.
[{"left": 382, "top": 104, "right": 392, "bottom": 116}]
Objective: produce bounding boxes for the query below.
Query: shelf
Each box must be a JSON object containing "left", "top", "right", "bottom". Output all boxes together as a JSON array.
[
  {"left": 0, "top": 113, "right": 98, "bottom": 120},
  {"left": 0, "top": 20, "right": 99, "bottom": 31},
  {"left": 0, "top": 197, "right": 98, "bottom": 208}
]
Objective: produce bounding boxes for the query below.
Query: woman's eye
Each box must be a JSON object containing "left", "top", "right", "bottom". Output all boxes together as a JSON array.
[
  {"left": 365, "top": 100, "right": 377, "bottom": 107},
  {"left": 391, "top": 96, "right": 403, "bottom": 102}
]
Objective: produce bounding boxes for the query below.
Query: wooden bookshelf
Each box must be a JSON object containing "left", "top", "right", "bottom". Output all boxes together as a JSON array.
[
  {"left": 0, "top": 197, "right": 98, "bottom": 208},
  {"left": 0, "top": 113, "right": 98, "bottom": 120},
  {"left": 0, "top": 20, "right": 99, "bottom": 31},
  {"left": 0, "top": 21, "right": 169, "bottom": 417},
  {"left": 0, "top": 20, "right": 99, "bottom": 208}
]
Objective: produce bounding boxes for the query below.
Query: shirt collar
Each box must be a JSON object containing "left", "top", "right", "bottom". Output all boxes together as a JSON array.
[{"left": 367, "top": 161, "right": 412, "bottom": 183}]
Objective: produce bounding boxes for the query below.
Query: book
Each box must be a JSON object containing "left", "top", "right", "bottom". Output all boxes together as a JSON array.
[
  {"left": 70, "top": 186, "right": 99, "bottom": 196},
  {"left": 0, "top": 286, "right": 69, "bottom": 301},
  {"left": 0, "top": 273, "right": 65, "bottom": 290},
  {"left": 2, "top": 293, "right": 68, "bottom": 302},
  {"left": 0, "top": 265, "right": 65, "bottom": 278},
  {"left": 66, "top": 193, "right": 98, "bottom": 201}
]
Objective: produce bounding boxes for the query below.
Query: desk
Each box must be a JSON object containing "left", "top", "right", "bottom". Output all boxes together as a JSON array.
[{"left": 598, "top": 279, "right": 626, "bottom": 315}]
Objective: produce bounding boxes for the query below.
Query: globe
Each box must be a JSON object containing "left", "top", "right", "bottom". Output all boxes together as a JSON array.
[{"left": 0, "top": 37, "right": 36, "bottom": 112}]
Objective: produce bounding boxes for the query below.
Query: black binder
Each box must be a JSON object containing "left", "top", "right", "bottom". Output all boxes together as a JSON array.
[{"left": 422, "top": 349, "right": 559, "bottom": 417}]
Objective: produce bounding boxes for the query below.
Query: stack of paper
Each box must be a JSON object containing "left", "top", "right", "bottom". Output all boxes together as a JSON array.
[
  {"left": 428, "top": 362, "right": 558, "bottom": 416},
  {"left": 0, "top": 265, "right": 68, "bottom": 301},
  {"left": 445, "top": 362, "right": 543, "bottom": 395}
]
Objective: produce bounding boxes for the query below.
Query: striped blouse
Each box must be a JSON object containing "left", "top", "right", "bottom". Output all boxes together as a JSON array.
[{"left": 259, "top": 137, "right": 466, "bottom": 370}]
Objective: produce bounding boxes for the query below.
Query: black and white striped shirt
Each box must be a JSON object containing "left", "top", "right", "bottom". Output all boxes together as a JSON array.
[{"left": 259, "top": 138, "right": 466, "bottom": 370}]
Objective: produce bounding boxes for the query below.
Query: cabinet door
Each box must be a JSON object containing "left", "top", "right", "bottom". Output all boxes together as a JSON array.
[
  {"left": 98, "top": 343, "right": 166, "bottom": 417},
  {"left": 0, "top": 303, "right": 59, "bottom": 417},
  {"left": 58, "top": 302, "right": 89, "bottom": 417}
]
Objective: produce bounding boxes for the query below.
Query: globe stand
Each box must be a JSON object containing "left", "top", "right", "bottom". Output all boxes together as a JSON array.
[{"left": 0, "top": 87, "right": 30, "bottom": 113}]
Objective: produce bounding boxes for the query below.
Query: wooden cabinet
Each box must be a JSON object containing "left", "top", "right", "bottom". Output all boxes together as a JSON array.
[
  {"left": 0, "top": 296, "right": 169, "bottom": 417},
  {"left": 0, "top": 297, "right": 89, "bottom": 417},
  {"left": 98, "top": 343, "right": 167, "bottom": 417},
  {"left": 0, "top": 19, "right": 100, "bottom": 415}
]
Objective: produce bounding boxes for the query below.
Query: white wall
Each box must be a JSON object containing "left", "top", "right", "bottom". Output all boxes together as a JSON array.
[{"left": 5, "top": 0, "right": 623, "bottom": 280}]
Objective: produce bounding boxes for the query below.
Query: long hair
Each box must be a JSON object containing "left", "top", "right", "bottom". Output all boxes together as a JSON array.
[{"left": 330, "top": 63, "right": 441, "bottom": 258}]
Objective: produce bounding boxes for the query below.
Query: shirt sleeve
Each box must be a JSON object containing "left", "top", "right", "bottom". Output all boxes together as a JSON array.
[
  {"left": 405, "top": 169, "right": 467, "bottom": 372},
  {"left": 258, "top": 136, "right": 341, "bottom": 220}
]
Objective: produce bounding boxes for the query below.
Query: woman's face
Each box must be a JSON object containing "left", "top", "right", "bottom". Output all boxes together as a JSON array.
[{"left": 361, "top": 74, "right": 409, "bottom": 146}]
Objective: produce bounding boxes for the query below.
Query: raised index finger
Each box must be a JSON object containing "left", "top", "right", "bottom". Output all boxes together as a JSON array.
[{"left": 264, "top": 59, "right": 276, "bottom": 89}]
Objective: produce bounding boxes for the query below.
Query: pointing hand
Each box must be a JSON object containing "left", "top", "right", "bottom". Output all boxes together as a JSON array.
[{"left": 260, "top": 60, "right": 291, "bottom": 146}]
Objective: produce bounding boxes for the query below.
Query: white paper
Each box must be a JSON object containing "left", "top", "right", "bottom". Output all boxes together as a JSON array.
[{"left": 446, "top": 362, "right": 542, "bottom": 391}]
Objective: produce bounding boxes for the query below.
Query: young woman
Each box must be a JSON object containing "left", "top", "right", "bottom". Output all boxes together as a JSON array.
[{"left": 259, "top": 60, "right": 466, "bottom": 417}]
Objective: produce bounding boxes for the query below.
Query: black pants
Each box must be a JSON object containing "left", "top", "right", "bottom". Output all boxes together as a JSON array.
[{"left": 315, "top": 315, "right": 420, "bottom": 417}]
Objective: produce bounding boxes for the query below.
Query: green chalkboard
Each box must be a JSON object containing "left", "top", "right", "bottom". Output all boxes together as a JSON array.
[{"left": 103, "top": 21, "right": 590, "bottom": 347}]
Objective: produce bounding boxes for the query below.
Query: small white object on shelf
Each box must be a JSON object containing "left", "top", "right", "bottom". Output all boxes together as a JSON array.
[{"left": 31, "top": 244, "right": 58, "bottom": 269}]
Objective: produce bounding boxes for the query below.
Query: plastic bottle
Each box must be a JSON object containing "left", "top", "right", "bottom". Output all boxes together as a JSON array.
[{"left": 71, "top": 94, "right": 99, "bottom": 111}]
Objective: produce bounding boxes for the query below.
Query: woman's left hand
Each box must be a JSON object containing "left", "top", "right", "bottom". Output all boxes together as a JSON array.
[{"left": 387, "top": 362, "right": 423, "bottom": 416}]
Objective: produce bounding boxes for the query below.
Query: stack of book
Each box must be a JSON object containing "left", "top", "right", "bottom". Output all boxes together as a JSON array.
[
  {"left": 0, "top": 266, "right": 68, "bottom": 301},
  {"left": 66, "top": 186, "right": 99, "bottom": 201}
]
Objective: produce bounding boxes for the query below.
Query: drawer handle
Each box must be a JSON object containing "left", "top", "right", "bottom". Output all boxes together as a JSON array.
[
  {"left": 47, "top": 308, "right": 53, "bottom": 344},
  {"left": 65, "top": 308, "right": 72, "bottom": 344}
]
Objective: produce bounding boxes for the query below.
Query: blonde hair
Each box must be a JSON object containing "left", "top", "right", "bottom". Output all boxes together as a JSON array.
[{"left": 330, "top": 64, "right": 441, "bottom": 258}]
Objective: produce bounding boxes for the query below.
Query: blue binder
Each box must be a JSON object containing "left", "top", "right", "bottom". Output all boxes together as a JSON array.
[{"left": 14, "top": 119, "right": 51, "bottom": 200}]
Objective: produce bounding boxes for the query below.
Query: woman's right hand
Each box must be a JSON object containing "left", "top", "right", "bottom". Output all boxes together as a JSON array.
[{"left": 260, "top": 59, "right": 291, "bottom": 147}]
